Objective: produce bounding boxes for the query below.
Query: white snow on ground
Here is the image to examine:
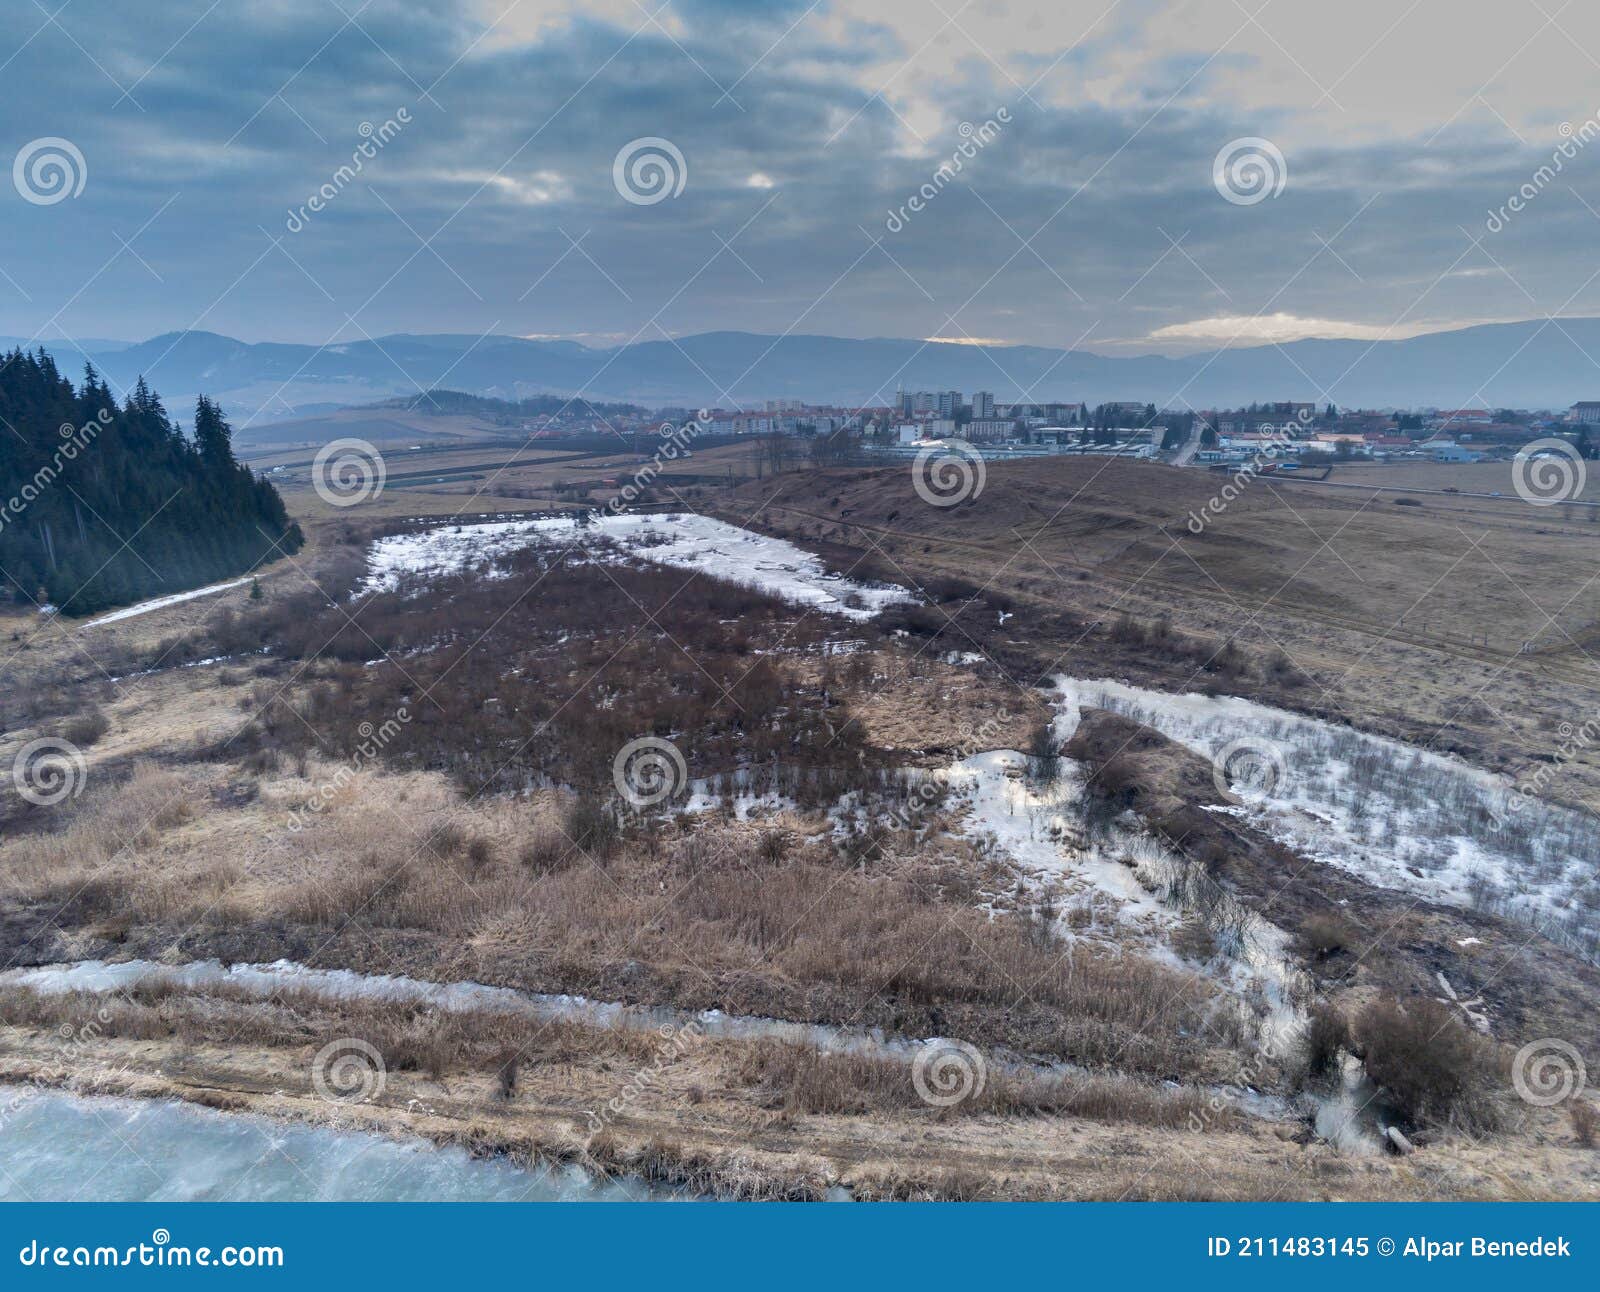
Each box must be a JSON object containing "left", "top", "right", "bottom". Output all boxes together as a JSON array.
[
  {"left": 1051, "top": 676, "right": 1600, "bottom": 955},
  {"left": 361, "top": 513, "right": 911, "bottom": 620},
  {"left": 940, "top": 750, "right": 1172, "bottom": 944},
  {"left": 79, "top": 577, "right": 252, "bottom": 629}
]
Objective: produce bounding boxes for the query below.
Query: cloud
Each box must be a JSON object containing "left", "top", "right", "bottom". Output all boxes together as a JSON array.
[
  {"left": 1146, "top": 313, "right": 1443, "bottom": 346},
  {"left": 3, "top": 0, "right": 1599, "bottom": 364}
]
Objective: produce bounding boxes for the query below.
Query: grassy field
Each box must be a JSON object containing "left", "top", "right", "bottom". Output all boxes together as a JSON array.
[
  {"left": 4, "top": 435, "right": 1599, "bottom": 1199},
  {"left": 716, "top": 455, "right": 1600, "bottom": 808}
]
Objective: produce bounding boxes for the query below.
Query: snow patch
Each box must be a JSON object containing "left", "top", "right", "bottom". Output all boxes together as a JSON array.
[
  {"left": 361, "top": 513, "right": 911, "bottom": 621},
  {"left": 80, "top": 577, "right": 252, "bottom": 629}
]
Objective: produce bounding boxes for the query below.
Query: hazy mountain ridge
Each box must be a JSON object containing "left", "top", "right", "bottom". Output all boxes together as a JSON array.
[{"left": 34, "top": 319, "right": 1600, "bottom": 416}]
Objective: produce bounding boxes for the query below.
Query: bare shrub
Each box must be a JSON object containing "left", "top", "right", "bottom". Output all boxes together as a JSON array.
[
  {"left": 519, "top": 827, "right": 573, "bottom": 876},
  {"left": 1297, "top": 911, "right": 1358, "bottom": 960},
  {"left": 757, "top": 829, "right": 790, "bottom": 865},
  {"left": 60, "top": 705, "right": 110, "bottom": 747},
  {"left": 1293, "top": 1002, "right": 1349, "bottom": 1085},
  {"left": 1571, "top": 1100, "right": 1598, "bottom": 1149},
  {"left": 563, "top": 795, "right": 619, "bottom": 860},
  {"left": 1353, "top": 996, "right": 1503, "bottom": 1133}
]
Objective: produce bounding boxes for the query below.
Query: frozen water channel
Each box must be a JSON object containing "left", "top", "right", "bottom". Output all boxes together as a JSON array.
[{"left": 0, "top": 1088, "right": 676, "bottom": 1201}]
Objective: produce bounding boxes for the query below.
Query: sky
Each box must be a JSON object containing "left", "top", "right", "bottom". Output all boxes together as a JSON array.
[{"left": 5, "top": 0, "right": 1600, "bottom": 356}]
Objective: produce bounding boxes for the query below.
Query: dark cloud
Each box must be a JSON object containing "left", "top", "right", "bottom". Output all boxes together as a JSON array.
[{"left": 3, "top": 0, "right": 1599, "bottom": 360}]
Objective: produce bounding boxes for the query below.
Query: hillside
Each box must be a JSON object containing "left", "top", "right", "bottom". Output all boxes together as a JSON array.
[
  {"left": 717, "top": 455, "right": 1600, "bottom": 806},
  {"left": 55, "top": 319, "right": 1600, "bottom": 420}
]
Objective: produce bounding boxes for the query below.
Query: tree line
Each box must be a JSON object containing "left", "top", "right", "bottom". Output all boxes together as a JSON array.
[{"left": 0, "top": 348, "right": 303, "bottom": 615}]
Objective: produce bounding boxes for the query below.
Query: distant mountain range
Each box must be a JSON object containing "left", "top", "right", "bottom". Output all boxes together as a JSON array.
[{"left": 14, "top": 320, "right": 1600, "bottom": 419}]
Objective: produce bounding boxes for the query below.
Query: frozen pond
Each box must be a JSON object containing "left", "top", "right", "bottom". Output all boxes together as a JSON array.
[{"left": 0, "top": 1088, "right": 677, "bottom": 1201}]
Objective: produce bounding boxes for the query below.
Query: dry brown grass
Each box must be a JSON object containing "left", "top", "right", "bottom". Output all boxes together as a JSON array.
[
  {"left": 734, "top": 1038, "right": 1232, "bottom": 1128},
  {"left": 0, "top": 753, "right": 1236, "bottom": 1081},
  {"left": 0, "top": 981, "right": 1228, "bottom": 1133}
]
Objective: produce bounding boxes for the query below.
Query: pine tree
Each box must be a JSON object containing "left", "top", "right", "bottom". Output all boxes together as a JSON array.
[{"left": 0, "top": 349, "right": 303, "bottom": 615}]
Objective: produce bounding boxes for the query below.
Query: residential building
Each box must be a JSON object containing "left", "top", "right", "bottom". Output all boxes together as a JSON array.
[{"left": 964, "top": 419, "right": 1014, "bottom": 441}]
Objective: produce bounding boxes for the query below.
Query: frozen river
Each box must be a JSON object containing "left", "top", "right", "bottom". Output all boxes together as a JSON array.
[{"left": 0, "top": 1088, "right": 678, "bottom": 1202}]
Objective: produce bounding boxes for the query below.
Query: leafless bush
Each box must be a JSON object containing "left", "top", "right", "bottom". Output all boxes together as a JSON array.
[
  {"left": 1571, "top": 1100, "right": 1598, "bottom": 1148},
  {"left": 60, "top": 705, "right": 110, "bottom": 747},
  {"left": 757, "top": 829, "right": 790, "bottom": 865},
  {"left": 1297, "top": 911, "right": 1358, "bottom": 960},
  {"left": 1293, "top": 1002, "right": 1349, "bottom": 1086},
  {"left": 1353, "top": 996, "right": 1503, "bottom": 1133}
]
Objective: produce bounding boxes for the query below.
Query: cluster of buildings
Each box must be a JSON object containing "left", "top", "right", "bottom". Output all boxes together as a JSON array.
[
  {"left": 1202, "top": 402, "right": 1600, "bottom": 467},
  {"left": 518, "top": 390, "right": 1600, "bottom": 471}
]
